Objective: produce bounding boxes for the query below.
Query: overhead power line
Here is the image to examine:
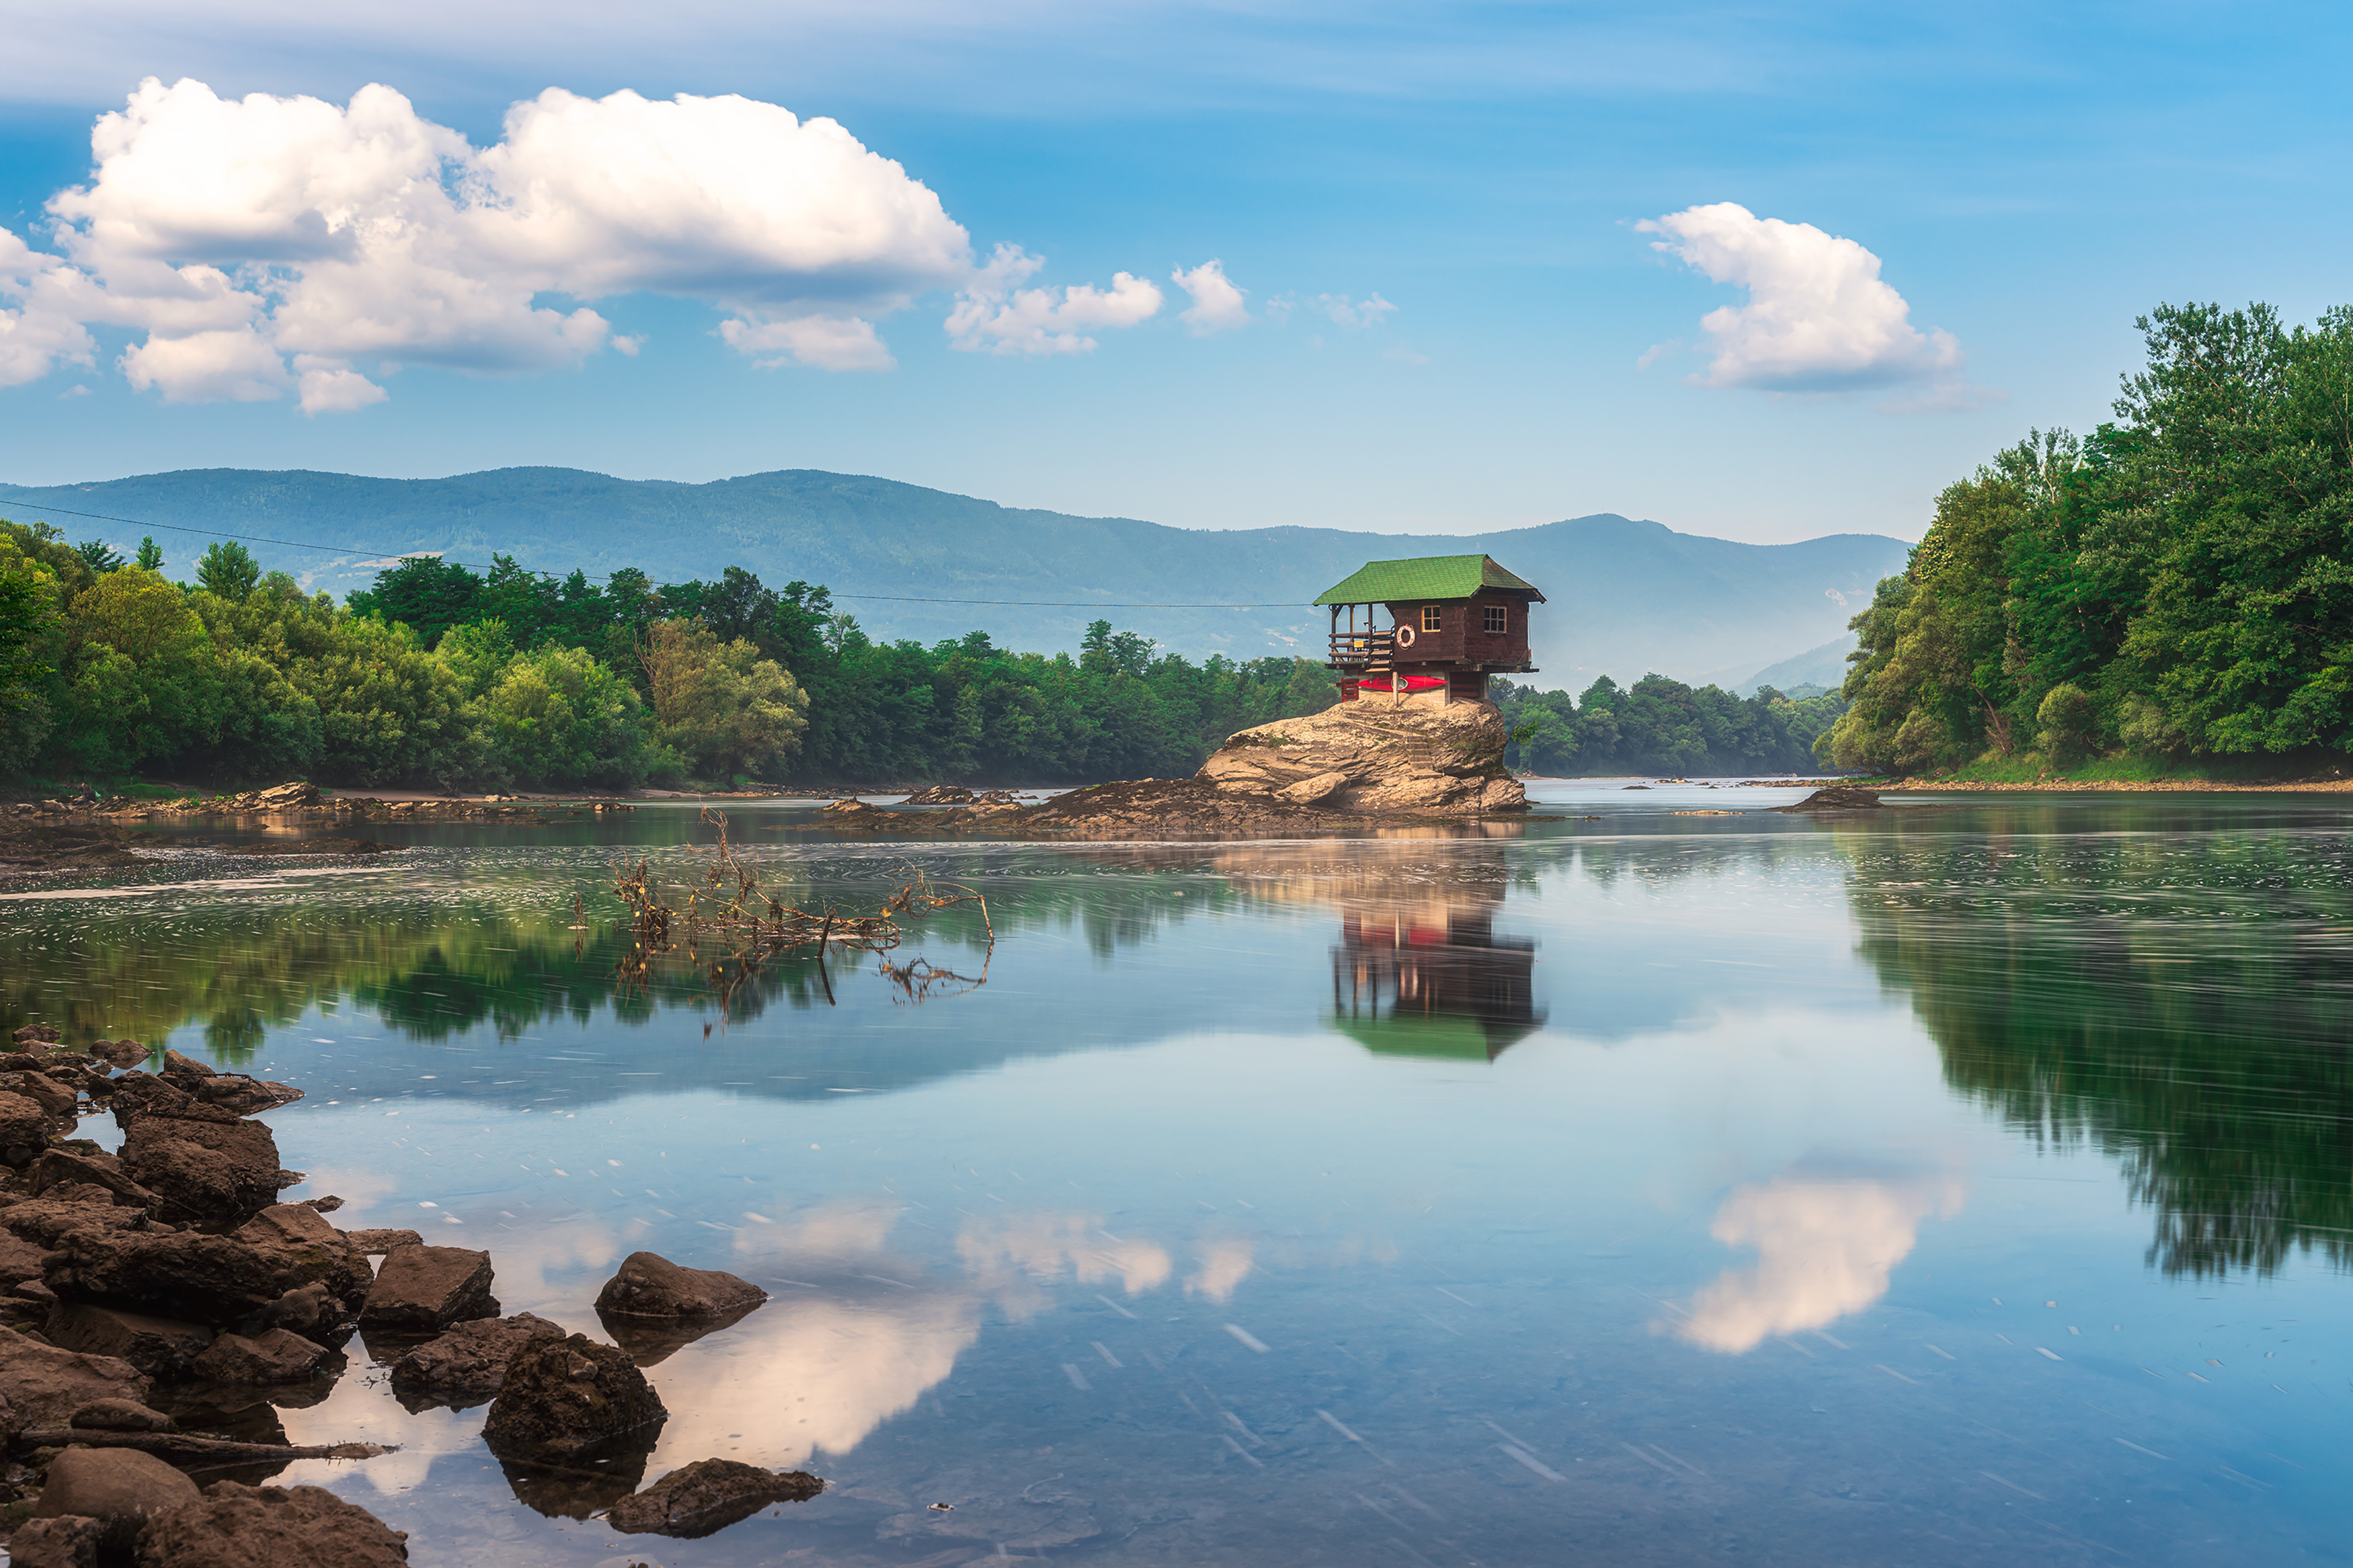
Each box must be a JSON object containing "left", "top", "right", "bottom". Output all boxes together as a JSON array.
[{"left": 3, "top": 500, "right": 1313, "bottom": 610}]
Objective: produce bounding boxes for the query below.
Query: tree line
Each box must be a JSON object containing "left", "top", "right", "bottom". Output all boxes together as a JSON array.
[
  {"left": 0, "top": 530, "right": 1338, "bottom": 789},
  {"left": 1493, "top": 673, "right": 1845, "bottom": 776},
  {"left": 1823, "top": 302, "right": 2353, "bottom": 776}
]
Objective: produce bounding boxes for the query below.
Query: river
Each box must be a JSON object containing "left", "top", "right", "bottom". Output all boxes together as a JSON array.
[{"left": 3, "top": 782, "right": 2348, "bottom": 1565}]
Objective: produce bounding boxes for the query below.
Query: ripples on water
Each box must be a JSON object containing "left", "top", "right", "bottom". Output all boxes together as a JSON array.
[{"left": 3, "top": 783, "right": 2350, "bottom": 1565}]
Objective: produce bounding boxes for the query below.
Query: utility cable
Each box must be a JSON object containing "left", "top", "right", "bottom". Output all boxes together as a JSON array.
[{"left": 3, "top": 499, "right": 1316, "bottom": 610}]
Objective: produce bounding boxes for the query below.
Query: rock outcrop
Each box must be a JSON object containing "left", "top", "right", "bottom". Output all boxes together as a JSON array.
[
  {"left": 593, "top": 1252, "right": 766, "bottom": 1321},
  {"left": 481, "top": 1333, "right": 668, "bottom": 1461},
  {"left": 32, "top": 1448, "right": 200, "bottom": 1555},
  {"left": 388, "top": 1313, "right": 565, "bottom": 1405},
  {"left": 606, "top": 1458, "right": 824, "bottom": 1538},
  {"left": 131, "top": 1480, "right": 411, "bottom": 1567},
  {"left": 359, "top": 1245, "right": 497, "bottom": 1333},
  {"left": 1195, "top": 698, "right": 1527, "bottom": 815}
]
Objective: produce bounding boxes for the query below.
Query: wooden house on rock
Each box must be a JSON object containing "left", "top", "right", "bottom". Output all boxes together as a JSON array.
[{"left": 1318, "top": 554, "right": 1544, "bottom": 706}]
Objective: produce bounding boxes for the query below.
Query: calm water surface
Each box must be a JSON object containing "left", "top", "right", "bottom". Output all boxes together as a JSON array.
[{"left": 3, "top": 783, "right": 2351, "bottom": 1566}]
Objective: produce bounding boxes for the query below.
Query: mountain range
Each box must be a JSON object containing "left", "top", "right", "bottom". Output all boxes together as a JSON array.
[{"left": 0, "top": 467, "right": 1909, "bottom": 692}]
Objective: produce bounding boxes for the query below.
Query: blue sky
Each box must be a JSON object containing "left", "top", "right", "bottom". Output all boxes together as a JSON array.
[{"left": 1, "top": 1, "right": 2348, "bottom": 544}]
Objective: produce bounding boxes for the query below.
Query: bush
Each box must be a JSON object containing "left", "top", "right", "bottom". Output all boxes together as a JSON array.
[{"left": 2036, "top": 684, "right": 2099, "bottom": 768}]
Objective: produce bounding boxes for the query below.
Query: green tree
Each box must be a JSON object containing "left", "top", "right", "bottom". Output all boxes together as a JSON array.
[
  {"left": 134, "top": 537, "right": 164, "bottom": 572},
  {"left": 348, "top": 556, "right": 481, "bottom": 647},
  {"left": 196, "top": 541, "right": 262, "bottom": 602},
  {"left": 477, "top": 644, "right": 660, "bottom": 786},
  {"left": 74, "top": 539, "right": 126, "bottom": 575},
  {"left": 56, "top": 567, "right": 223, "bottom": 772},
  {"left": 641, "top": 618, "right": 809, "bottom": 780}
]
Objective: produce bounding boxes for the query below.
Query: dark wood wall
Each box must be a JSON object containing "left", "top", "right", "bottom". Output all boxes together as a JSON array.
[{"left": 1380, "top": 587, "right": 1531, "bottom": 667}]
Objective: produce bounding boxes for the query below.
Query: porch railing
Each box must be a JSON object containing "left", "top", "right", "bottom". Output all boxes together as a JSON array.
[{"left": 1327, "top": 629, "right": 1394, "bottom": 675}]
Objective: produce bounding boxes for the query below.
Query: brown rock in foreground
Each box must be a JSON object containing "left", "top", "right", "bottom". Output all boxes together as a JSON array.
[
  {"left": 0, "top": 1327, "right": 152, "bottom": 1429},
  {"left": 388, "top": 1313, "right": 565, "bottom": 1404},
  {"left": 131, "top": 1480, "right": 409, "bottom": 1567},
  {"left": 1197, "top": 698, "right": 1528, "bottom": 814},
  {"left": 34, "top": 1447, "right": 201, "bottom": 1555},
  {"left": 188, "top": 1327, "right": 328, "bottom": 1385},
  {"left": 359, "top": 1245, "right": 497, "bottom": 1333},
  {"left": 593, "top": 1252, "right": 766, "bottom": 1320},
  {"left": 42, "top": 1206, "right": 372, "bottom": 1333},
  {"left": 45, "top": 1303, "right": 214, "bottom": 1379},
  {"left": 337, "top": 1229, "right": 422, "bottom": 1256},
  {"left": 606, "top": 1457, "right": 825, "bottom": 1538},
  {"left": 119, "top": 1110, "right": 294, "bottom": 1229},
  {"left": 482, "top": 1333, "right": 667, "bottom": 1461},
  {"left": 7, "top": 1512, "right": 104, "bottom": 1567}
]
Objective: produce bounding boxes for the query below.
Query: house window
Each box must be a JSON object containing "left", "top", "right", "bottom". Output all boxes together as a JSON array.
[
  {"left": 1483, "top": 604, "right": 1509, "bottom": 634},
  {"left": 1421, "top": 605, "right": 1443, "bottom": 632}
]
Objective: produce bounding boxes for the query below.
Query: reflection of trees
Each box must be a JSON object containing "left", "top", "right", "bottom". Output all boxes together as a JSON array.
[
  {"left": 0, "top": 900, "right": 858, "bottom": 1063},
  {"left": 1840, "top": 811, "right": 2353, "bottom": 1280}
]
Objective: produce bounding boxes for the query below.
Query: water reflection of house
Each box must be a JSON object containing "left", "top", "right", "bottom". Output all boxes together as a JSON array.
[{"left": 1328, "top": 884, "right": 1542, "bottom": 1063}]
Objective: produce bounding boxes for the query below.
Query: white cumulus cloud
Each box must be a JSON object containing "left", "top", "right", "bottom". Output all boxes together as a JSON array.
[
  {"left": 1171, "top": 257, "right": 1248, "bottom": 334},
  {"left": 10, "top": 77, "right": 994, "bottom": 408},
  {"left": 0, "top": 226, "right": 97, "bottom": 388},
  {"left": 719, "top": 313, "right": 895, "bottom": 372},
  {"left": 1638, "top": 202, "right": 1987, "bottom": 406},
  {"left": 946, "top": 243, "right": 1163, "bottom": 356}
]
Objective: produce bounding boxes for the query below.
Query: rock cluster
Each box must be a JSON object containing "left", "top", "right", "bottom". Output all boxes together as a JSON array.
[
  {"left": 1196, "top": 698, "right": 1528, "bottom": 814},
  {"left": 0, "top": 1022, "right": 817, "bottom": 1561}
]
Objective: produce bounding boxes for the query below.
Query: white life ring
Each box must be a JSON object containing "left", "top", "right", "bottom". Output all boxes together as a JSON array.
[{"left": 1392, "top": 625, "right": 1417, "bottom": 649}]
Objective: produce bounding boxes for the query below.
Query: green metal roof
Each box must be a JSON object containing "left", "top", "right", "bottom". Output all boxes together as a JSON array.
[
  {"left": 1313, "top": 554, "right": 1545, "bottom": 607},
  {"left": 1326, "top": 1014, "right": 1533, "bottom": 1063}
]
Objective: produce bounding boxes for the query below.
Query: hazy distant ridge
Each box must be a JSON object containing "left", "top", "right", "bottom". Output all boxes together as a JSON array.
[{"left": 0, "top": 467, "right": 1907, "bottom": 688}]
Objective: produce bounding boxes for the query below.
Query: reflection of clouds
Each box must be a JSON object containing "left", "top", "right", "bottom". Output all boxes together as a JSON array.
[
  {"left": 278, "top": 1366, "right": 485, "bottom": 1495},
  {"left": 477, "top": 1214, "right": 622, "bottom": 1313},
  {"left": 1676, "top": 1174, "right": 1964, "bottom": 1354},
  {"left": 1185, "top": 1237, "right": 1254, "bottom": 1303},
  {"left": 647, "top": 1290, "right": 982, "bottom": 1473},
  {"left": 955, "top": 1212, "right": 1172, "bottom": 1298}
]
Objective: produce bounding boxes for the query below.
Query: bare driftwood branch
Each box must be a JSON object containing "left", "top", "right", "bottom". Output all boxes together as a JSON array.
[
  {"left": 606, "top": 808, "right": 992, "bottom": 1013},
  {"left": 16, "top": 1431, "right": 397, "bottom": 1460}
]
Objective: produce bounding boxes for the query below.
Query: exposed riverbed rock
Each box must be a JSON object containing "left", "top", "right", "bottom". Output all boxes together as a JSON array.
[
  {"left": 359, "top": 1246, "right": 497, "bottom": 1333},
  {"left": 0, "top": 1329, "right": 151, "bottom": 1430},
  {"left": 1773, "top": 784, "right": 1883, "bottom": 811},
  {"left": 337, "top": 1229, "right": 422, "bottom": 1256},
  {"left": 45, "top": 1304, "right": 214, "bottom": 1380},
  {"left": 0, "top": 1090, "right": 56, "bottom": 1165},
  {"left": 1196, "top": 698, "right": 1527, "bottom": 815},
  {"left": 116, "top": 1098, "right": 296, "bottom": 1229},
  {"left": 34, "top": 1448, "right": 202, "bottom": 1555},
  {"left": 901, "top": 785, "right": 975, "bottom": 805},
  {"left": 7, "top": 1512, "right": 105, "bottom": 1567},
  {"left": 42, "top": 1206, "right": 371, "bottom": 1334},
  {"left": 388, "top": 1313, "right": 565, "bottom": 1405},
  {"left": 481, "top": 1333, "right": 668, "bottom": 1461},
  {"left": 187, "top": 1327, "right": 328, "bottom": 1385},
  {"left": 130, "top": 1480, "right": 410, "bottom": 1567},
  {"left": 593, "top": 1253, "right": 766, "bottom": 1321},
  {"left": 26, "top": 1150, "right": 159, "bottom": 1210},
  {"left": 606, "top": 1458, "right": 825, "bottom": 1538}
]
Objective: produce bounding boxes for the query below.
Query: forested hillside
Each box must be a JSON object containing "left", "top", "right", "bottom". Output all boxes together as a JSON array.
[
  {"left": 0, "top": 468, "right": 1907, "bottom": 690},
  {"left": 1824, "top": 303, "right": 2353, "bottom": 776},
  {"left": 0, "top": 533, "right": 1335, "bottom": 790}
]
